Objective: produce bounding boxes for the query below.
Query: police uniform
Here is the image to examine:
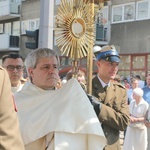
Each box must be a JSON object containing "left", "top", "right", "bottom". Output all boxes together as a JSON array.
[
  {"left": 0, "top": 66, "right": 25, "bottom": 150},
  {"left": 92, "top": 45, "right": 130, "bottom": 150}
]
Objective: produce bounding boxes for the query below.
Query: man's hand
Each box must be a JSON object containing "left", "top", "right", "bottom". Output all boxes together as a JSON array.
[{"left": 87, "top": 94, "right": 101, "bottom": 116}]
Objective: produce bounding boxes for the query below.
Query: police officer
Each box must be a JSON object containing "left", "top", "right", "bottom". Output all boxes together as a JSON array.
[{"left": 91, "top": 45, "right": 130, "bottom": 150}]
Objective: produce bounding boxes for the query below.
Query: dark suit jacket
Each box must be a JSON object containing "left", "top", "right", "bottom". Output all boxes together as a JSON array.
[
  {"left": 92, "top": 76, "right": 130, "bottom": 150},
  {"left": 0, "top": 66, "right": 25, "bottom": 150}
]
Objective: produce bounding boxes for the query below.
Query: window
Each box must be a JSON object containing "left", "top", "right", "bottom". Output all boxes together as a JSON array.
[
  {"left": 112, "top": 3, "right": 136, "bottom": 23},
  {"left": 35, "top": 19, "right": 39, "bottom": 29},
  {"left": 96, "top": 6, "right": 108, "bottom": 41},
  {"left": 119, "top": 54, "right": 148, "bottom": 80},
  {"left": 29, "top": 20, "right": 35, "bottom": 31},
  {"left": 21, "top": 18, "right": 39, "bottom": 34},
  {"left": 124, "top": 3, "right": 135, "bottom": 21},
  {"left": 0, "top": 24, "right": 3, "bottom": 33},
  {"left": 4, "top": 22, "right": 11, "bottom": 35},
  {"left": 136, "top": 0, "right": 149, "bottom": 20},
  {"left": 12, "top": 21, "right": 20, "bottom": 36},
  {"left": 21, "top": 20, "right": 28, "bottom": 34},
  {"left": 29, "top": 19, "right": 39, "bottom": 31},
  {"left": 112, "top": 5, "right": 123, "bottom": 23},
  {"left": 96, "top": 6, "right": 108, "bottom": 26},
  {"left": 112, "top": 1, "right": 150, "bottom": 23},
  {"left": 132, "top": 55, "right": 145, "bottom": 69},
  {"left": 119, "top": 55, "right": 130, "bottom": 70}
]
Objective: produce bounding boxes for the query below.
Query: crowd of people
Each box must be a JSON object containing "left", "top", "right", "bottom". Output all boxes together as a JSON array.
[{"left": 0, "top": 45, "right": 150, "bottom": 150}]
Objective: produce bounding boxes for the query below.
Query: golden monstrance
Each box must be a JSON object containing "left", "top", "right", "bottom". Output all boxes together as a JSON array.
[{"left": 55, "top": 0, "right": 108, "bottom": 94}]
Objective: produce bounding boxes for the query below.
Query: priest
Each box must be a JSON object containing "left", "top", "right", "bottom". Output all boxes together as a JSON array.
[{"left": 15, "top": 48, "right": 106, "bottom": 150}]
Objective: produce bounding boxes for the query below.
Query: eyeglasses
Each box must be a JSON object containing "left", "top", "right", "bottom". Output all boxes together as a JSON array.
[{"left": 4, "top": 65, "right": 24, "bottom": 71}]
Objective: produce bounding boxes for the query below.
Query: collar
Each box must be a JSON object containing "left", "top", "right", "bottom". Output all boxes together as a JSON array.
[{"left": 97, "top": 75, "right": 110, "bottom": 88}]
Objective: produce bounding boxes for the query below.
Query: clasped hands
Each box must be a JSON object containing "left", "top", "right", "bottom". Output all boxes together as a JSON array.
[{"left": 130, "top": 116, "right": 139, "bottom": 123}]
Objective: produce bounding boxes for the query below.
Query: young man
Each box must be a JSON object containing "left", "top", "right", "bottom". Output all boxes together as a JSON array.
[
  {"left": 15, "top": 48, "right": 106, "bottom": 150},
  {"left": 0, "top": 66, "right": 25, "bottom": 150},
  {"left": 92, "top": 45, "right": 130, "bottom": 150},
  {"left": 2, "top": 53, "right": 25, "bottom": 93}
]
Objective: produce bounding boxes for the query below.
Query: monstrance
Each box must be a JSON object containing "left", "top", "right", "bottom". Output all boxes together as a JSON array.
[{"left": 55, "top": 0, "right": 95, "bottom": 79}]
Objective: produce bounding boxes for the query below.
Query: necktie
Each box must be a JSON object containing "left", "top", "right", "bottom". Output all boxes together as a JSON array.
[
  {"left": 101, "top": 85, "right": 108, "bottom": 102},
  {"left": 104, "top": 85, "right": 108, "bottom": 92}
]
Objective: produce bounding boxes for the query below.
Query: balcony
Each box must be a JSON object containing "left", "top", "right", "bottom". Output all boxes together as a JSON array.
[
  {"left": 95, "top": 23, "right": 109, "bottom": 45},
  {"left": 0, "top": 0, "right": 20, "bottom": 21},
  {"left": 96, "top": 24, "right": 107, "bottom": 41},
  {"left": 0, "top": 34, "right": 20, "bottom": 51}
]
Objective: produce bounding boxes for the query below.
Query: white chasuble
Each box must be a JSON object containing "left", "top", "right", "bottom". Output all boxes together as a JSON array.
[{"left": 15, "top": 79, "right": 106, "bottom": 150}]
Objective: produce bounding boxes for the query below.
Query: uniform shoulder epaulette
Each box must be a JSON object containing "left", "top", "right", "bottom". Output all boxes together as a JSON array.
[{"left": 113, "top": 82, "right": 126, "bottom": 89}]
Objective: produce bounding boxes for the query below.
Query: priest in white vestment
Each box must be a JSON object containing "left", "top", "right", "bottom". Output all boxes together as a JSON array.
[
  {"left": 15, "top": 79, "right": 106, "bottom": 150},
  {"left": 14, "top": 48, "right": 106, "bottom": 150}
]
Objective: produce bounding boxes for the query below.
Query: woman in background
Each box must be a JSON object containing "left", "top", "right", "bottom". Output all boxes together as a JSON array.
[{"left": 123, "top": 88, "right": 148, "bottom": 150}]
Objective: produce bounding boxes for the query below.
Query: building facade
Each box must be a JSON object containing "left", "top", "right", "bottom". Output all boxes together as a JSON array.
[
  {"left": 110, "top": 0, "right": 150, "bottom": 79},
  {"left": 0, "top": 0, "right": 21, "bottom": 58},
  {"left": 0, "top": 0, "right": 150, "bottom": 79},
  {"left": 19, "top": 0, "right": 40, "bottom": 57}
]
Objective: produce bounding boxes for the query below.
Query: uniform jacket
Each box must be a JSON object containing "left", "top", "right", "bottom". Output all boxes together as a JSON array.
[
  {"left": 92, "top": 76, "right": 130, "bottom": 150},
  {"left": 0, "top": 66, "right": 25, "bottom": 150}
]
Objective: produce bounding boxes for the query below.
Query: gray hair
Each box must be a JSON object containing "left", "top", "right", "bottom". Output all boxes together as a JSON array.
[
  {"left": 25, "top": 48, "right": 60, "bottom": 76},
  {"left": 133, "top": 88, "right": 144, "bottom": 97}
]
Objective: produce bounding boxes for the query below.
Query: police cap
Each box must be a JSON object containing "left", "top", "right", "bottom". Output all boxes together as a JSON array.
[{"left": 95, "top": 45, "right": 120, "bottom": 63}]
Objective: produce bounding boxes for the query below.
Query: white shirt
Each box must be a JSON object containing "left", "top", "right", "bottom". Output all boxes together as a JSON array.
[
  {"left": 11, "top": 83, "right": 24, "bottom": 94},
  {"left": 97, "top": 75, "right": 110, "bottom": 88}
]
